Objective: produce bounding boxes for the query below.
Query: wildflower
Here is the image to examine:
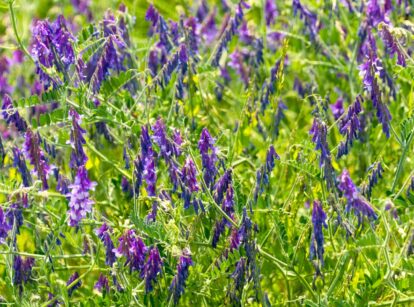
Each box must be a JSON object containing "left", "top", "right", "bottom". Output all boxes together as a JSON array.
[
  {"left": 13, "top": 256, "right": 35, "bottom": 294},
  {"left": 145, "top": 4, "right": 159, "bottom": 27},
  {"left": 113, "top": 229, "right": 147, "bottom": 273},
  {"left": 212, "top": 0, "right": 250, "bottom": 66},
  {"left": 2, "top": 94, "right": 27, "bottom": 132},
  {"left": 310, "top": 118, "right": 335, "bottom": 190},
  {"left": 91, "top": 35, "right": 125, "bottom": 93},
  {"left": 181, "top": 157, "right": 200, "bottom": 210},
  {"left": 330, "top": 98, "right": 344, "bottom": 120},
  {"left": 337, "top": 95, "right": 364, "bottom": 159},
  {"left": 359, "top": 45, "right": 392, "bottom": 138},
  {"left": 379, "top": 24, "right": 406, "bottom": 67},
  {"left": 94, "top": 274, "right": 110, "bottom": 293},
  {"left": 68, "top": 109, "right": 87, "bottom": 169},
  {"left": 338, "top": 169, "right": 378, "bottom": 225},
  {"left": 265, "top": 0, "right": 278, "bottom": 26},
  {"left": 57, "top": 174, "right": 70, "bottom": 196},
  {"left": 196, "top": 0, "right": 209, "bottom": 22},
  {"left": 385, "top": 202, "right": 398, "bottom": 220},
  {"left": 212, "top": 170, "right": 231, "bottom": 205},
  {"left": 71, "top": 0, "right": 93, "bottom": 20},
  {"left": 12, "top": 147, "right": 32, "bottom": 187},
  {"left": 198, "top": 128, "right": 218, "bottom": 189},
  {"left": 67, "top": 166, "right": 97, "bottom": 227},
  {"left": 140, "top": 126, "right": 157, "bottom": 197},
  {"left": 133, "top": 156, "right": 144, "bottom": 196},
  {"left": 200, "top": 10, "right": 217, "bottom": 44},
  {"left": 67, "top": 272, "right": 82, "bottom": 297},
  {"left": 95, "top": 223, "right": 116, "bottom": 266},
  {"left": 361, "top": 162, "right": 384, "bottom": 199},
  {"left": 254, "top": 145, "right": 280, "bottom": 203},
  {"left": 228, "top": 49, "right": 249, "bottom": 86},
  {"left": 0, "top": 207, "right": 11, "bottom": 243},
  {"left": 6, "top": 204, "right": 24, "bottom": 234},
  {"left": 292, "top": 0, "right": 318, "bottom": 40},
  {"left": 227, "top": 257, "right": 246, "bottom": 304},
  {"left": 23, "top": 129, "right": 51, "bottom": 190},
  {"left": 366, "top": 0, "right": 390, "bottom": 27},
  {"left": 212, "top": 185, "right": 235, "bottom": 247},
  {"left": 142, "top": 247, "right": 163, "bottom": 293},
  {"left": 309, "top": 201, "right": 327, "bottom": 265},
  {"left": 31, "top": 16, "right": 75, "bottom": 88},
  {"left": 274, "top": 102, "right": 287, "bottom": 138},
  {"left": 169, "top": 249, "right": 193, "bottom": 305}
]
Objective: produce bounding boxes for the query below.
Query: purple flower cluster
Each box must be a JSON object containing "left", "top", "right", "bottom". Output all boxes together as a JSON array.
[
  {"left": 338, "top": 169, "right": 378, "bottom": 225},
  {"left": 67, "top": 272, "right": 82, "bottom": 297},
  {"left": 68, "top": 108, "right": 87, "bottom": 169},
  {"left": 169, "top": 249, "right": 193, "bottom": 305},
  {"left": 67, "top": 166, "right": 96, "bottom": 227},
  {"left": 330, "top": 98, "right": 344, "bottom": 120},
  {"left": 94, "top": 274, "right": 110, "bottom": 293},
  {"left": 361, "top": 162, "right": 384, "bottom": 199},
  {"left": 113, "top": 229, "right": 147, "bottom": 273},
  {"left": 181, "top": 157, "right": 200, "bottom": 211},
  {"left": 359, "top": 44, "right": 392, "bottom": 138},
  {"left": 152, "top": 118, "right": 181, "bottom": 191},
  {"left": 228, "top": 257, "right": 246, "bottom": 303},
  {"left": 309, "top": 201, "right": 327, "bottom": 265},
  {"left": 142, "top": 247, "right": 163, "bottom": 293},
  {"left": 13, "top": 255, "right": 35, "bottom": 294},
  {"left": 254, "top": 145, "right": 280, "bottom": 203},
  {"left": 310, "top": 118, "right": 335, "bottom": 190},
  {"left": 95, "top": 223, "right": 116, "bottom": 266},
  {"left": 12, "top": 147, "right": 32, "bottom": 187},
  {"left": 265, "top": 0, "right": 278, "bottom": 26},
  {"left": 0, "top": 207, "right": 11, "bottom": 244},
  {"left": 337, "top": 95, "right": 364, "bottom": 159},
  {"left": 31, "top": 15, "right": 75, "bottom": 88},
  {"left": 292, "top": 0, "right": 318, "bottom": 40},
  {"left": 2, "top": 95, "right": 27, "bottom": 133},
  {"left": 23, "top": 129, "right": 51, "bottom": 190},
  {"left": 198, "top": 128, "right": 218, "bottom": 189},
  {"left": 379, "top": 24, "right": 406, "bottom": 67},
  {"left": 212, "top": 1, "right": 250, "bottom": 66}
]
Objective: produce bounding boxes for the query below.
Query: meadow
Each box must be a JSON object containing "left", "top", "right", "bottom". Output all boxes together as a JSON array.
[{"left": 0, "top": 0, "right": 413, "bottom": 305}]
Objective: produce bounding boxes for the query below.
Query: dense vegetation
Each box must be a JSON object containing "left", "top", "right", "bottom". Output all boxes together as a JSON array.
[{"left": 0, "top": 0, "right": 414, "bottom": 305}]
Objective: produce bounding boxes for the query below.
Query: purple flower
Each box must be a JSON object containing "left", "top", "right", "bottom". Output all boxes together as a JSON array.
[
  {"left": 6, "top": 204, "right": 24, "bottom": 234},
  {"left": 31, "top": 16, "right": 75, "bottom": 88},
  {"left": 338, "top": 169, "right": 378, "bottom": 225},
  {"left": 23, "top": 129, "right": 51, "bottom": 190},
  {"left": 2, "top": 94, "right": 27, "bottom": 133},
  {"left": 13, "top": 256, "right": 35, "bottom": 294},
  {"left": 198, "top": 128, "right": 218, "bottom": 189},
  {"left": 113, "top": 229, "right": 148, "bottom": 273},
  {"left": 265, "top": 0, "right": 278, "bottom": 26},
  {"left": 213, "top": 169, "right": 232, "bottom": 206},
  {"left": 0, "top": 207, "right": 11, "bottom": 243},
  {"left": 274, "top": 101, "right": 287, "bottom": 138},
  {"left": 95, "top": 223, "right": 116, "bottom": 266},
  {"left": 379, "top": 24, "right": 406, "bottom": 67},
  {"left": 142, "top": 247, "right": 163, "bottom": 293},
  {"left": 228, "top": 49, "right": 249, "bottom": 86},
  {"left": 362, "top": 162, "right": 384, "bottom": 199},
  {"left": 67, "top": 272, "right": 82, "bottom": 297},
  {"left": 212, "top": 0, "right": 250, "bottom": 66},
  {"left": 254, "top": 145, "right": 280, "bottom": 203},
  {"left": 133, "top": 156, "right": 144, "bottom": 196},
  {"left": 71, "top": 0, "right": 93, "bottom": 21},
  {"left": 145, "top": 4, "right": 159, "bottom": 27},
  {"left": 359, "top": 45, "right": 391, "bottom": 138},
  {"left": 57, "top": 174, "right": 70, "bottom": 196},
  {"left": 12, "top": 147, "right": 32, "bottom": 187},
  {"left": 67, "top": 166, "right": 96, "bottom": 227},
  {"left": 212, "top": 184, "right": 235, "bottom": 247},
  {"left": 68, "top": 109, "right": 87, "bottom": 169},
  {"left": 200, "top": 10, "right": 217, "bottom": 44},
  {"left": 309, "top": 200, "right": 327, "bottom": 265},
  {"left": 181, "top": 157, "right": 200, "bottom": 210},
  {"left": 330, "top": 98, "right": 344, "bottom": 120},
  {"left": 169, "top": 249, "right": 193, "bottom": 305},
  {"left": 366, "top": 0, "right": 390, "bottom": 27},
  {"left": 238, "top": 21, "right": 254, "bottom": 44},
  {"left": 228, "top": 257, "right": 246, "bottom": 303},
  {"left": 91, "top": 35, "right": 125, "bottom": 93},
  {"left": 292, "top": 0, "right": 318, "bottom": 40},
  {"left": 94, "top": 274, "right": 110, "bottom": 293},
  {"left": 337, "top": 95, "right": 364, "bottom": 159},
  {"left": 310, "top": 118, "right": 335, "bottom": 190}
]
